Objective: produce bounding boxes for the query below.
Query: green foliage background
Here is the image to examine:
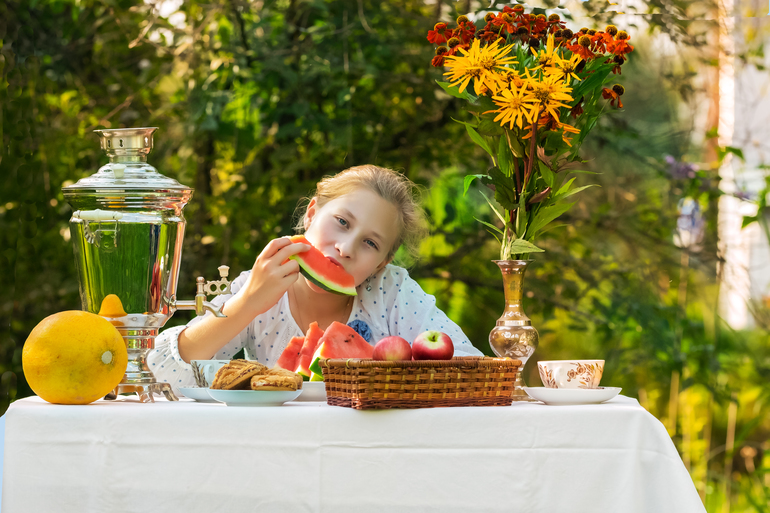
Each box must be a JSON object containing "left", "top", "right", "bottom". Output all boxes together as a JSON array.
[{"left": 2, "top": 0, "right": 769, "bottom": 510}]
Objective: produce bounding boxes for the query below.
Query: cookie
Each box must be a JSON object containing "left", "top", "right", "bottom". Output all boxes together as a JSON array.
[
  {"left": 211, "top": 359, "right": 268, "bottom": 390},
  {"left": 267, "top": 367, "right": 304, "bottom": 389},
  {"left": 250, "top": 372, "right": 302, "bottom": 391}
]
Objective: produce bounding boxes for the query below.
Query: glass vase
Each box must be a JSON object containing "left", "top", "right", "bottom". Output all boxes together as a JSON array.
[{"left": 489, "top": 260, "right": 539, "bottom": 402}]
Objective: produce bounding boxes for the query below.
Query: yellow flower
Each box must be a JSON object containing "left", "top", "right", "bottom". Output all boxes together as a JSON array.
[
  {"left": 555, "top": 120, "right": 581, "bottom": 146},
  {"left": 444, "top": 39, "right": 517, "bottom": 95},
  {"left": 530, "top": 33, "right": 558, "bottom": 69},
  {"left": 546, "top": 53, "right": 583, "bottom": 83},
  {"left": 487, "top": 86, "right": 538, "bottom": 130},
  {"left": 529, "top": 73, "right": 574, "bottom": 121}
]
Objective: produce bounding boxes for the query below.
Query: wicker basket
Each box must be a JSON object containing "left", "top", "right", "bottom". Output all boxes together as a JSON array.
[{"left": 319, "top": 356, "right": 521, "bottom": 410}]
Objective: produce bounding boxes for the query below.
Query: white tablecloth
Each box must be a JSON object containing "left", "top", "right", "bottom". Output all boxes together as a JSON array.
[{"left": 2, "top": 395, "right": 704, "bottom": 513}]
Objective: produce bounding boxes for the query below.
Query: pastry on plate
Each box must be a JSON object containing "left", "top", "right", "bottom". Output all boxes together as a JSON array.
[
  {"left": 211, "top": 359, "right": 267, "bottom": 390},
  {"left": 251, "top": 371, "right": 302, "bottom": 391},
  {"left": 267, "top": 367, "right": 304, "bottom": 389}
]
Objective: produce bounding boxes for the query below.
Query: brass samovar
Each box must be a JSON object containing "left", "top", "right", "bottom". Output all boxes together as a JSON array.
[{"left": 63, "top": 127, "right": 228, "bottom": 402}]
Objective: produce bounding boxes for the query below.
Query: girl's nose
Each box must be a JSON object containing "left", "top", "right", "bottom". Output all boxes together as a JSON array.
[{"left": 335, "top": 238, "right": 355, "bottom": 259}]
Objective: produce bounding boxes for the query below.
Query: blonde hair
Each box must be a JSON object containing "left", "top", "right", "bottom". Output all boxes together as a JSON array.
[{"left": 294, "top": 165, "right": 428, "bottom": 263}]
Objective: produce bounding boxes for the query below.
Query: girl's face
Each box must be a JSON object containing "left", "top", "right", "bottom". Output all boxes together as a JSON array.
[{"left": 303, "top": 188, "right": 400, "bottom": 290}]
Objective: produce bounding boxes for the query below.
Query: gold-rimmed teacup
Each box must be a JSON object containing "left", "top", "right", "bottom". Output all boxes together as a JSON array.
[{"left": 537, "top": 360, "right": 604, "bottom": 389}]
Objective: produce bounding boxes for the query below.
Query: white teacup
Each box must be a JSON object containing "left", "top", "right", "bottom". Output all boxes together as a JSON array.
[
  {"left": 537, "top": 360, "right": 605, "bottom": 389},
  {"left": 191, "top": 359, "right": 230, "bottom": 387}
]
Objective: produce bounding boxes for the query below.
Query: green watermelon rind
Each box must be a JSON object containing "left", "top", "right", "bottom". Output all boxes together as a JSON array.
[
  {"left": 291, "top": 257, "right": 357, "bottom": 296},
  {"left": 308, "top": 343, "right": 325, "bottom": 376}
]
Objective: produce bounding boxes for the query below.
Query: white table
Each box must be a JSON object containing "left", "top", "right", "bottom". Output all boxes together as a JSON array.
[{"left": 2, "top": 395, "right": 705, "bottom": 513}]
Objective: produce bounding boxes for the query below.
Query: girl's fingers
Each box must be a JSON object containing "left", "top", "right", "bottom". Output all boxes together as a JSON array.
[
  {"left": 274, "top": 241, "right": 311, "bottom": 264},
  {"left": 280, "top": 258, "right": 300, "bottom": 277},
  {"left": 260, "top": 236, "right": 294, "bottom": 259}
]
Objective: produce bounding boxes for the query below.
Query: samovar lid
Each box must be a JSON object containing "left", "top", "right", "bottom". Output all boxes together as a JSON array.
[{"left": 62, "top": 127, "right": 192, "bottom": 192}]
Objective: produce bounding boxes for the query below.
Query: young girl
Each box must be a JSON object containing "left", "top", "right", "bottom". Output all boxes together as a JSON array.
[{"left": 148, "top": 165, "right": 482, "bottom": 392}]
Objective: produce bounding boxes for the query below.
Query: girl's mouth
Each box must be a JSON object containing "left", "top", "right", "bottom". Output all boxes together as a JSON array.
[{"left": 327, "top": 256, "right": 343, "bottom": 268}]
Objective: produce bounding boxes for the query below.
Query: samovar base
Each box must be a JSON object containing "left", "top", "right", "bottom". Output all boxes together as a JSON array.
[{"left": 105, "top": 382, "right": 178, "bottom": 402}]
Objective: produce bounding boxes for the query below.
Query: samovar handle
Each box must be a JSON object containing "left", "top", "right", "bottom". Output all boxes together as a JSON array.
[{"left": 172, "top": 265, "right": 232, "bottom": 318}]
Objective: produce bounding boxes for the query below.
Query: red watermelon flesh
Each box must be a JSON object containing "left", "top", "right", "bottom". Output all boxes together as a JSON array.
[
  {"left": 295, "top": 321, "right": 325, "bottom": 379},
  {"left": 275, "top": 336, "right": 305, "bottom": 370},
  {"left": 289, "top": 235, "right": 356, "bottom": 296},
  {"left": 308, "top": 321, "right": 373, "bottom": 376}
]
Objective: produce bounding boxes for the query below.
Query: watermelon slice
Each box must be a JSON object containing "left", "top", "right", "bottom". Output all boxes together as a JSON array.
[
  {"left": 308, "top": 321, "right": 374, "bottom": 376},
  {"left": 295, "top": 321, "right": 325, "bottom": 380},
  {"left": 275, "top": 336, "right": 305, "bottom": 370},
  {"left": 289, "top": 235, "right": 356, "bottom": 296}
]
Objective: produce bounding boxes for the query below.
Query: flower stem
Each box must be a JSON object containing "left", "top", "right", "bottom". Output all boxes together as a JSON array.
[
  {"left": 523, "top": 107, "right": 541, "bottom": 191},
  {"left": 506, "top": 130, "right": 522, "bottom": 195}
]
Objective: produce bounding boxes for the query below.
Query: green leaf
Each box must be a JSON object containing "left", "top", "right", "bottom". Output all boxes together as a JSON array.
[
  {"left": 508, "top": 238, "right": 544, "bottom": 254},
  {"left": 560, "top": 183, "right": 598, "bottom": 199},
  {"left": 488, "top": 166, "right": 517, "bottom": 210},
  {"left": 451, "top": 117, "right": 478, "bottom": 129},
  {"left": 719, "top": 146, "right": 745, "bottom": 162},
  {"left": 436, "top": 80, "right": 475, "bottom": 101},
  {"left": 465, "top": 94, "right": 497, "bottom": 114},
  {"left": 498, "top": 134, "right": 512, "bottom": 176},
  {"left": 477, "top": 118, "right": 503, "bottom": 136},
  {"left": 507, "top": 133, "right": 525, "bottom": 158},
  {"left": 479, "top": 190, "right": 507, "bottom": 226},
  {"left": 527, "top": 202, "right": 575, "bottom": 237},
  {"left": 571, "top": 65, "right": 613, "bottom": 106},
  {"left": 473, "top": 216, "right": 504, "bottom": 235},
  {"left": 742, "top": 215, "right": 758, "bottom": 229},
  {"left": 463, "top": 174, "right": 487, "bottom": 195},
  {"left": 539, "top": 223, "right": 569, "bottom": 235},
  {"left": 466, "top": 124, "right": 494, "bottom": 159},
  {"left": 538, "top": 160, "right": 555, "bottom": 188}
]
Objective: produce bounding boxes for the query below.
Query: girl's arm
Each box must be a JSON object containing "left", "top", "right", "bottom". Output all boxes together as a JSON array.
[{"left": 176, "top": 236, "right": 309, "bottom": 362}]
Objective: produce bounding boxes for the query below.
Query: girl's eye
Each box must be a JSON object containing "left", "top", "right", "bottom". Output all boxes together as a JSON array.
[
  {"left": 365, "top": 240, "right": 378, "bottom": 250},
  {"left": 337, "top": 217, "right": 348, "bottom": 227}
]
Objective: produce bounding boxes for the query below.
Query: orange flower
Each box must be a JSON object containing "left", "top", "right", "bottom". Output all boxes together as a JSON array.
[
  {"left": 455, "top": 20, "right": 477, "bottom": 45},
  {"left": 570, "top": 99, "right": 584, "bottom": 118},
  {"left": 427, "top": 23, "right": 451, "bottom": 44},
  {"left": 568, "top": 35, "right": 596, "bottom": 61},
  {"left": 492, "top": 13, "right": 517, "bottom": 35},
  {"left": 590, "top": 32, "right": 614, "bottom": 53},
  {"left": 601, "top": 87, "right": 623, "bottom": 108},
  {"left": 609, "top": 31, "right": 634, "bottom": 55}
]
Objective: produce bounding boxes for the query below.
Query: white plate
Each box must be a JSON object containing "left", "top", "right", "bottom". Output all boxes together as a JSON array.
[
  {"left": 294, "top": 381, "right": 327, "bottom": 402},
  {"left": 178, "top": 387, "right": 217, "bottom": 402},
  {"left": 523, "top": 387, "right": 622, "bottom": 405},
  {"left": 207, "top": 389, "right": 302, "bottom": 407}
]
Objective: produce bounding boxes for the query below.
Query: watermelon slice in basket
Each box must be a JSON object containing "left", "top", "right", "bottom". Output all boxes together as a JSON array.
[
  {"left": 289, "top": 235, "right": 356, "bottom": 296},
  {"left": 308, "top": 321, "right": 374, "bottom": 377}
]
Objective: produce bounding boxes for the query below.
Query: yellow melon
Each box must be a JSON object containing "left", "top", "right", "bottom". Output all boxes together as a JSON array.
[{"left": 22, "top": 311, "right": 128, "bottom": 405}]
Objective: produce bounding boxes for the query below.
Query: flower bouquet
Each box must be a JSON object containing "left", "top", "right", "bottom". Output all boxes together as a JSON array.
[{"left": 427, "top": 5, "right": 634, "bottom": 260}]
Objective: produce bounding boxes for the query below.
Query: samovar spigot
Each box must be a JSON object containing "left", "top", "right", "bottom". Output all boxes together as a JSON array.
[{"left": 172, "top": 265, "right": 232, "bottom": 317}]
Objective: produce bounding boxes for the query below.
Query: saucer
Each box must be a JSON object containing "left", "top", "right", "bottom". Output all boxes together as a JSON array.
[
  {"left": 294, "top": 381, "right": 327, "bottom": 402},
  {"left": 178, "top": 387, "right": 217, "bottom": 403},
  {"left": 207, "top": 389, "right": 302, "bottom": 407},
  {"left": 523, "top": 387, "right": 621, "bottom": 405}
]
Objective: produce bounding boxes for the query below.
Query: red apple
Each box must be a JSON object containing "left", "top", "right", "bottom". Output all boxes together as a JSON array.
[
  {"left": 412, "top": 331, "right": 454, "bottom": 360},
  {"left": 373, "top": 336, "right": 412, "bottom": 361}
]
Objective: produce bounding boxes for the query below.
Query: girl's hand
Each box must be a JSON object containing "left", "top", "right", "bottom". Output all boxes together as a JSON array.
[{"left": 240, "top": 237, "right": 310, "bottom": 313}]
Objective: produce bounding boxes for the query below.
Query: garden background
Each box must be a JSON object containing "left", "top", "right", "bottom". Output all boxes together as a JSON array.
[{"left": 2, "top": 0, "right": 770, "bottom": 510}]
